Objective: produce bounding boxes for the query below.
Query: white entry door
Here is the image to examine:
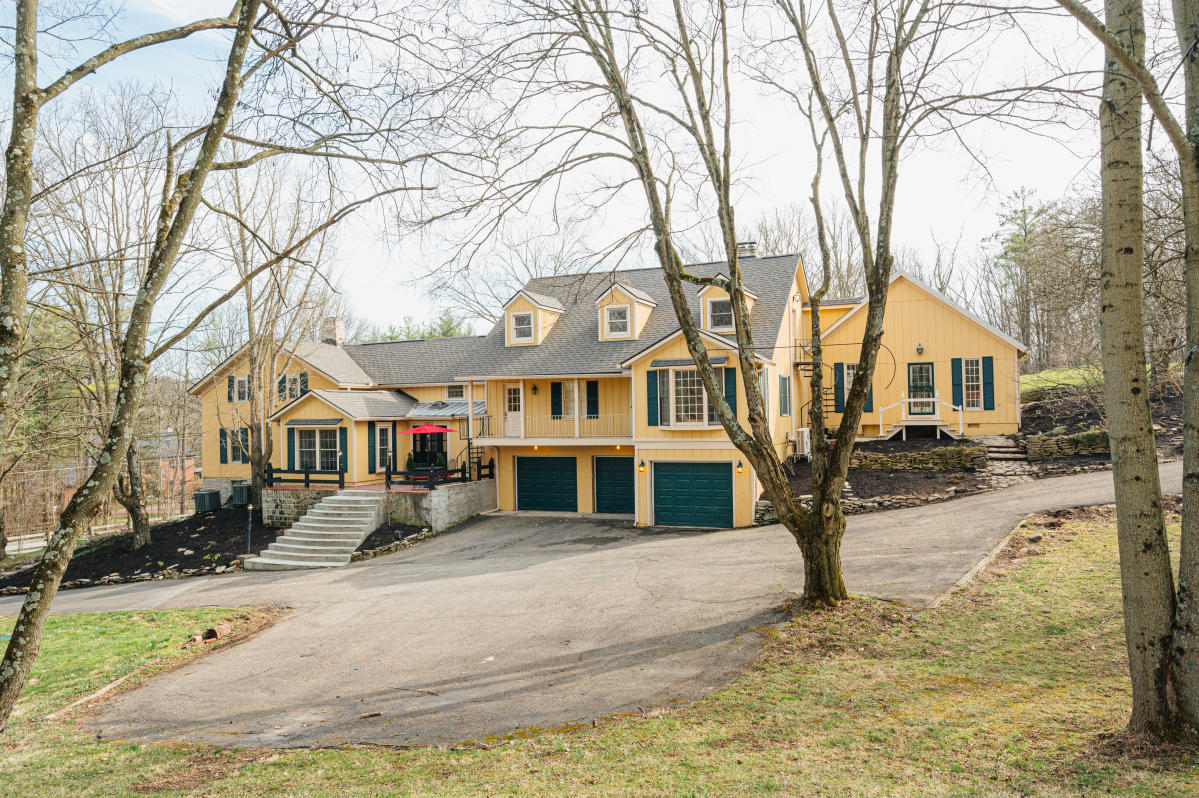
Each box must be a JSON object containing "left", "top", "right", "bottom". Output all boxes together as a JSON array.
[{"left": 503, "top": 383, "right": 523, "bottom": 437}]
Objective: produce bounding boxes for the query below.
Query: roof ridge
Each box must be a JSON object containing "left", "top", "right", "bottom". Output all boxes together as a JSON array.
[
  {"left": 526, "top": 252, "right": 800, "bottom": 283},
  {"left": 345, "top": 335, "right": 486, "bottom": 347}
]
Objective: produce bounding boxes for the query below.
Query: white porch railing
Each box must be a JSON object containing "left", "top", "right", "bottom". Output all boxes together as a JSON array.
[
  {"left": 876, "top": 390, "right": 963, "bottom": 436},
  {"left": 473, "top": 413, "right": 631, "bottom": 439}
]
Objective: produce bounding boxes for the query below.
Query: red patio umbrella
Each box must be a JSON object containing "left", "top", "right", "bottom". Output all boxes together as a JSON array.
[{"left": 401, "top": 423, "right": 456, "bottom": 434}]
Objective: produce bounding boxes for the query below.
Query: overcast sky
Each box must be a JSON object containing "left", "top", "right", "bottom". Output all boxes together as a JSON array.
[{"left": 6, "top": 1, "right": 1110, "bottom": 333}]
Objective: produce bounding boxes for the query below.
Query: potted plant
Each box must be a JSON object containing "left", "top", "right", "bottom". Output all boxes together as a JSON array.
[{"left": 436, "top": 452, "right": 447, "bottom": 469}]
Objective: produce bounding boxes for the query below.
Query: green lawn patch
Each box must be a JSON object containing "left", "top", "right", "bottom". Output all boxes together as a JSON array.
[{"left": 2, "top": 509, "right": 1196, "bottom": 796}]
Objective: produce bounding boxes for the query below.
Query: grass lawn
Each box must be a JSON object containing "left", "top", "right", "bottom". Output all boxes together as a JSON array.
[
  {"left": 2, "top": 508, "right": 1197, "bottom": 796},
  {"left": 1020, "top": 366, "right": 1102, "bottom": 395}
]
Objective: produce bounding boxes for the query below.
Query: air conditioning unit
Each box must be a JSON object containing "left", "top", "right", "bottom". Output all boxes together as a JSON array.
[
  {"left": 194, "top": 489, "right": 221, "bottom": 514},
  {"left": 231, "top": 481, "right": 251, "bottom": 508}
]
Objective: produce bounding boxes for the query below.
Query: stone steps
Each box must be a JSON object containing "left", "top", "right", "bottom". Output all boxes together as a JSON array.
[{"left": 244, "top": 490, "right": 385, "bottom": 571}]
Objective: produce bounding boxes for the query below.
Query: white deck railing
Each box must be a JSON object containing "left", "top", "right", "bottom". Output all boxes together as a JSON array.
[
  {"left": 473, "top": 413, "right": 631, "bottom": 439},
  {"left": 876, "top": 390, "right": 963, "bottom": 436}
]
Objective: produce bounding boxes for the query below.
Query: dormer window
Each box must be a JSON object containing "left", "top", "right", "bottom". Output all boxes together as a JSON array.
[
  {"left": 604, "top": 305, "right": 630, "bottom": 337},
  {"left": 511, "top": 312, "right": 534, "bottom": 342},
  {"left": 709, "top": 299, "right": 734, "bottom": 331}
]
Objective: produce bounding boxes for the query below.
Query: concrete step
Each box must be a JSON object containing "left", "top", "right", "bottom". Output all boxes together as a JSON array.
[
  {"left": 989, "top": 453, "right": 1029, "bottom": 461},
  {"left": 306, "top": 509, "right": 377, "bottom": 521},
  {"left": 292, "top": 518, "right": 374, "bottom": 531},
  {"left": 245, "top": 555, "right": 348, "bottom": 571},
  {"left": 262, "top": 545, "right": 352, "bottom": 562},
  {"left": 285, "top": 530, "right": 365, "bottom": 544},
  {"left": 271, "top": 536, "right": 359, "bottom": 550},
  {"left": 268, "top": 541, "right": 355, "bottom": 557}
]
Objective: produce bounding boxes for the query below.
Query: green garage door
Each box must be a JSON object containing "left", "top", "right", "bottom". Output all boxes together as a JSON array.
[
  {"left": 594, "top": 456, "right": 635, "bottom": 514},
  {"left": 516, "top": 456, "right": 577, "bottom": 511},
  {"left": 652, "top": 462, "right": 734, "bottom": 528}
]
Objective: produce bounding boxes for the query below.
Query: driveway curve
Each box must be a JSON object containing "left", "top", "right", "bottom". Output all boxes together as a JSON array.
[{"left": 0, "top": 461, "right": 1180, "bottom": 748}]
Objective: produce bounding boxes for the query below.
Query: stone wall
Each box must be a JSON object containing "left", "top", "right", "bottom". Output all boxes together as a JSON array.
[
  {"left": 261, "top": 487, "right": 336, "bottom": 528},
  {"left": 202, "top": 477, "right": 235, "bottom": 503},
  {"left": 849, "top": 445, "right": 987, "bottom": 472},
  {"left": 754, "top": 489, "right": 963, "bottom": 525},
  {"left": 387, "top": 479, "right": 497, "bottom": 532},
  {"left": 1024, "top": 429, "right": 1109, "bottom": 461}
]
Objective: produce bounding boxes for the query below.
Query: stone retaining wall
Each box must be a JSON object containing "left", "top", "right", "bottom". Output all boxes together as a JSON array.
[
  {"left": 262, "top": 487, "right": 336, "bottom": 528},
  {"left": 849, "top": 444, "right": 987, "bottom": 472},
  {"left": 1023, "top": 429, "right": 1109, "bottom": 461},
  {"left": 387, "top": 479, "right": 497, "bottom": 532},
  {"left": 754, "top": 489, "right": 962, "bottom": 524}
]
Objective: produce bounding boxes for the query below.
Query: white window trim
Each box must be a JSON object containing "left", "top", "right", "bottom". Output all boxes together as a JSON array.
[
  {"left": 963, "top": 356, "right": 984, "bottom": 411},
  {"left": 297, "top": 427, "right": 340, "bottom": 472},
  {"left": 706, "top": 297, "right": 735, "bottom": 333},
  {"left": 509, "top": 311, "right": 536, "bottom": 343},
  {"left": 665, "top": 367, "right": 721, "bottom": 429},
  {"left": 446, "top": 384, "right": 465, "bottom": 400},
  {"left": 779, "top": 375, "right": 792, "bottom": 417},
  {"left": 601, "top": 304, "right": 632, "bottom": 339}
]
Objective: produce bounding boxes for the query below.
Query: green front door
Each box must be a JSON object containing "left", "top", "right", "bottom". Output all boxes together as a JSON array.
[
  {"left": 516, "top": 456, "right": 577, "bottom": 511},
  {"left": 652, "top": 462, "right": 734, "bottom": 528},
  {"left": 594, "top": 456, "right": 635, "bottom": 514}
]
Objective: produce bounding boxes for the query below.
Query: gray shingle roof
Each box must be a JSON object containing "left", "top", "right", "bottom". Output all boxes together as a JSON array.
[
  {"left": 600, "top": 281, "right": 656, "bottom": 305},
  {"left": 456, "top": 254, "right": 800, "bottom": 377},
  {"left": 301, "top": 389, "right": 418, "bottom": 419},
  {"left": 517, "top": 289, "right": 565, "bottom": 311},
  {"left": 342, "top": 336, "right": 488, "bottom": 386},
  {"left": 291, "top": 340, "right": 374, "bottom": 385}
]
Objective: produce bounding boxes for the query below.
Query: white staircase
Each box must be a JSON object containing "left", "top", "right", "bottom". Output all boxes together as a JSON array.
[{"left": 244, "top": 491, "right": 385, "bottom": 571}]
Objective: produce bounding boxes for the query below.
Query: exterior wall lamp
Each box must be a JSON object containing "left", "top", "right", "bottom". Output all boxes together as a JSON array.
[
  {"left": 638, "top": 460, "right": 646, "bottom": 473},
  {"left": 916, "top": 343, "right": 924, "bottom": 355},
  {"left": 531, "top": 384, "right": 538, "bottom": 394},
  {"left": 736, "top": 461, "right": 744, "bottom": 475}
]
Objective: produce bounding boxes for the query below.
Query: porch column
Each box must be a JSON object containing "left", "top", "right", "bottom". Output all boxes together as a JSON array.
[
  {"left": 520, "top": 378, "right": 526, "bottom": 438},
  {"left": 467, "top": 381, "right": 475, "bottom": 440},
  {"left": 574, "top": 377, "right": 580, "bottom": 438}
]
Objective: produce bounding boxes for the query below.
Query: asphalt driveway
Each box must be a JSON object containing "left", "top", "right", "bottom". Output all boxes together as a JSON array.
[{"left": 0, "top": 461, "right": 1182, "bottom": 748}]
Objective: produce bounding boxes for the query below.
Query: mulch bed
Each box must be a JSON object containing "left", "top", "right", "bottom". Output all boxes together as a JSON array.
[
  {"left": 0, "top": 509, "right": 280, "bottom": 592},
  {"left": 775, "top": 458, "right": 985, "bottom": 502},
  {"left": 852, "top": 437, "right": 964, "bottom": 453}
]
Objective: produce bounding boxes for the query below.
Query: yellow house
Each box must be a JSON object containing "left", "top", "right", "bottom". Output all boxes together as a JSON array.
[
  {"left": 189, "top": 320, "right": 486, "bottom": 499},
  {"left": 805, "top": 272, "right": 1028, "bottom": 439},
  {"left": 193, "top": 252, "right": 1026, "bottom": 527}
]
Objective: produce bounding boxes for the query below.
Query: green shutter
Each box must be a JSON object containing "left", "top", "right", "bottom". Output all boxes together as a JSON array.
[
  {"left": 646, "top": 370, "right": 658, "bottom": 426},
  {"left": 339, "top": 427, "right": 348, "bottom": 471},
  {"left": 550, "top": 382, "right": 562, "bottom": 418},
  {"left": 219, "top": 428, "right": 228, "bottom": 464},
  {"left": 367, "top": 421, "right": 376, "bottom": 473},
  {"left": 865, "top": 385, "right": 873, "bottom": 413},
  {"left": 724, "top": 367, "right": 737, "bottom": 416},
  {"left": 982, "top": 356, "right": 995, "bottom": 410},
  {"left": 227, "top": 376, "right": 234, "bottom": 402},
  {"left": 277, "top": 376, "right": 286, "bottom": 401},
  {"left": 240, "top": 428, "right": 249, "bottom": 463},
  {"left": 287, "top": 427, "right": 295, "bottom": 470},
  {"left": 834, "top": 363, "right": 845, "bottom": 412},
  {"left": 299, "top": 372, "right": 309, "bottom": 395},
  {"left": 586, "top": 380, "right": 599, "bottom": 418},
  {"left": 951, "top": 358, "right": 963, "bottom": 408}
]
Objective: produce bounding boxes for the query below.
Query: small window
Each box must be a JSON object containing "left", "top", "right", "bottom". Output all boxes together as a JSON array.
[
  {"left": 236, "top": 376, "right": 249, "bottom": 401},
  {"left": 377, "top": 426, "right": 392, "bottom": 470},
  {"left": 446, "top": 384, "right": 465, "bottom": 400},
  {"left": 779, "top": 375, "right": 792, "bottom": 416},
  {"left": 298, "top": 429, "right": 317, "bottom": 470},
  {"left": 709, "top": 299, "right": 734, "bottom": 330},
  {"left": 319, "top": 428, "right": 339, "bottom": 471},
  {"left": 511, "top": 312, "right": 534, "bottom": 341},
  {"left": 605, "top": 306, "right": 629, "bottom": 336},
  {"left": 963, "top": 357, "right": 983, "bottom": 409},
  {"left": 228, "top": 428, "right": 246, "bottom": 462}
]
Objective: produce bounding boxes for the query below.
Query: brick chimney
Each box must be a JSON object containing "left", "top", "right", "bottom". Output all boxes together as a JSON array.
[
  {"left": 736, "top": 241, "right": 758, "bottom": 259},
  {"left": 319, "top": 317, "right": 345, "bottom": 346}
]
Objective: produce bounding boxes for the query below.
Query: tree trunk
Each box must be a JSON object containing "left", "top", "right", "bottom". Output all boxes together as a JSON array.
[
  {"left": 1169, "top": 0, "right": 1199, "bottom": 730},
  {"left": 0, "top": 509, "right": 6, "bottom": 560},
  {"left": 114, "top": 441, "right": 151, "bottom": 550},
  {"left": 0, "top": 0, "right": 259, "bottom": 732},
  {"left": 0, "top": 1, "right": 40, "bottom": 433},
  {"left": 798, "top": 490, "right": 848, "bottom": 604},
  {"left": 1099, "top": 0, "right": 1177, "bottom": 735}
]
